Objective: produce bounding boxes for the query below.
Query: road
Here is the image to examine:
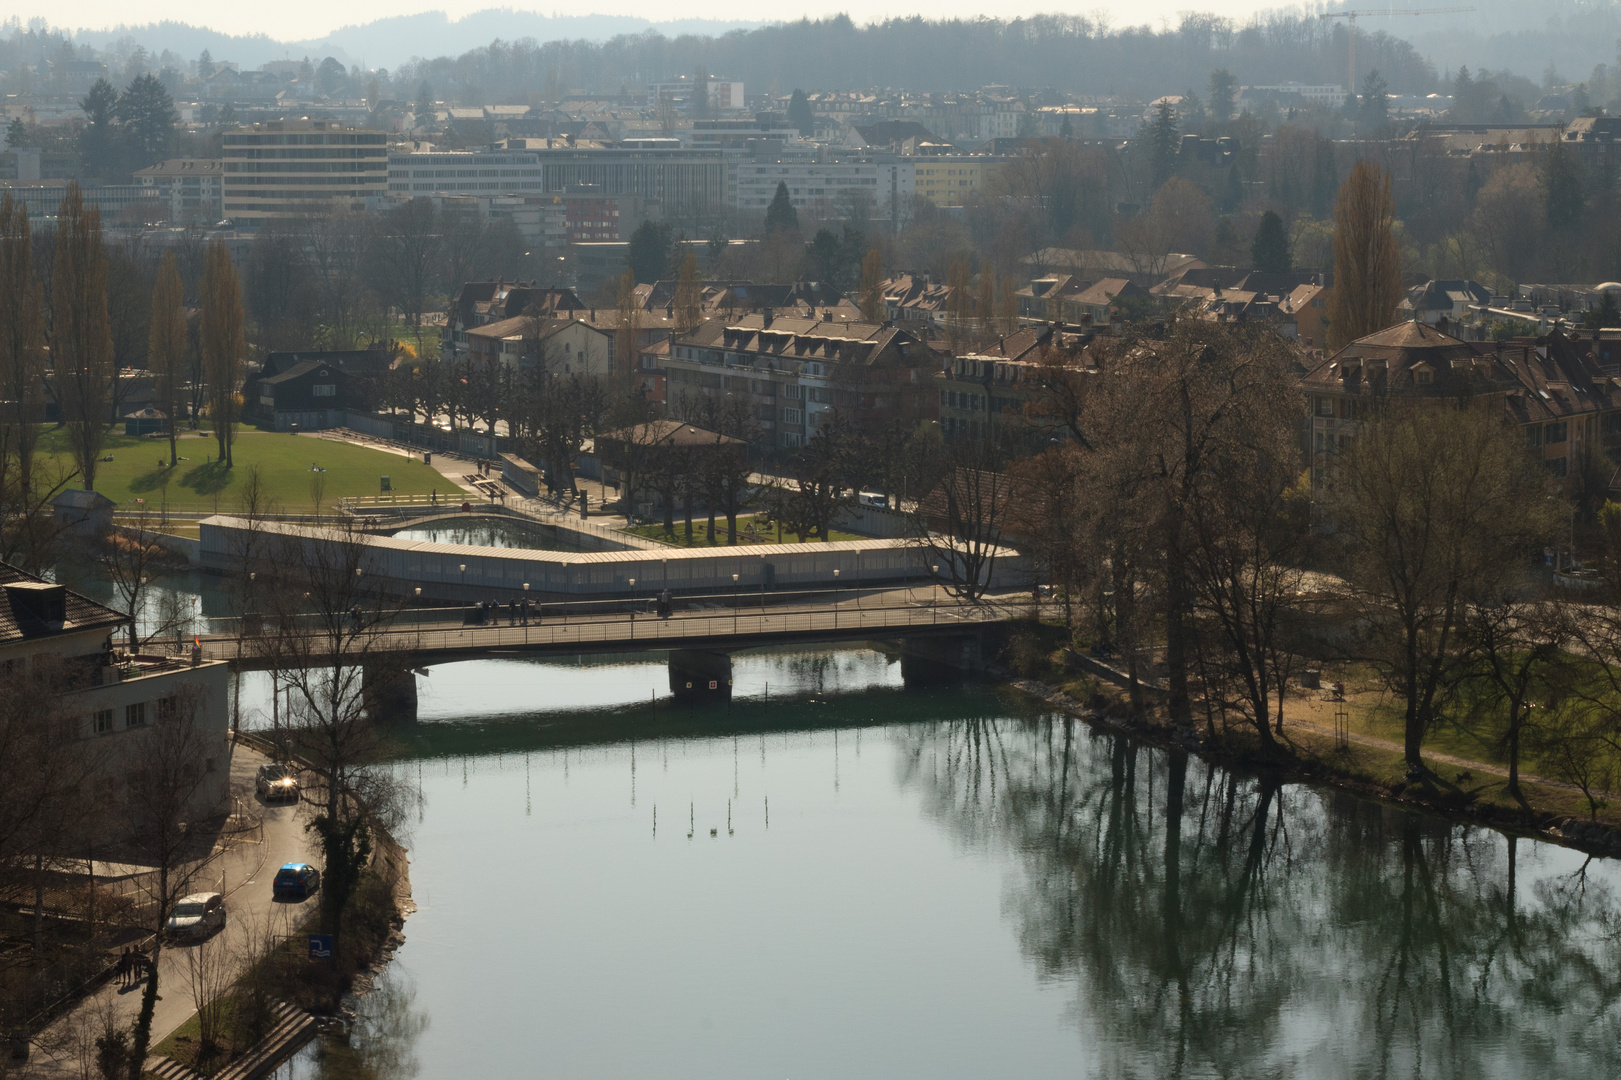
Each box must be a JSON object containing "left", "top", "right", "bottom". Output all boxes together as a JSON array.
[{"left": 22, "top": 743, "right": 320, "bottom": 1079}]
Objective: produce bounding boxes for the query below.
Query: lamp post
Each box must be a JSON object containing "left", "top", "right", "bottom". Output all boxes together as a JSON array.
[
  {"left": 932, "top": 564, "right": 940, "bottom": 625},
  {"left": 732, "top": 573, "right": 740, "bottom": 633},
  {"left": 832, "top": 568, "right": 840, "bottom": 629},
  {"left": 628, "top": 578, "right": 636, "bottom": 639}
]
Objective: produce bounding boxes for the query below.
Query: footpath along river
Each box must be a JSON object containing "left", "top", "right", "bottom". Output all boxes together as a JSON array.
[{"left": 214, "top": 645, "right": 1621, "bottom": 1079}]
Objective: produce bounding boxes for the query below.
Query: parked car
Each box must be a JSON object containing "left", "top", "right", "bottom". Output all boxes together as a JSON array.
[
  {"left": 166, "top": 892, "right": 226, "bottom": 940},
  {"left": 255, "top": 763, "right": 300, "bottom": 802},
  {"left": 273, "top": 862, "right": 321, "bottom": 900}
]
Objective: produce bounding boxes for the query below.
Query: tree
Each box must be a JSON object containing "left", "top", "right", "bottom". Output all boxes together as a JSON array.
[
  {"left": 764, "top": 181, "right": 800, "bottom": 237},
  {"left": 5, "top": 117, "right": 25, "bottom": 148},
  {"left": 787, "top": 88, "right": 814, "bottom": 136},
  {"left": 627, "top": 219, "right": 673, "bottom": 285},
  {"left": 0, "top": 194, "right": 45, "bottom": 504},
  {"left": 910, "top": 434, "right": 1011, "bottom": 601},
  {"left": 148, "top": 252, "right": 186, "bottom": 467},
  {"left": 1359, "top": 69, "right": 1389, "bottom": 130},
  {"left": 1147, "top": 100, "right": 1180, "bottom": 188},
  {"left": 196, "top": 49, "right": 214, "bottom": 80},
  {"left": 78, "top": 79, "right": 119, "bottom": 178},
  {"left": 859, "top": 248, "right": 885, "bottom": 322},
  {"left": 1585, "top": 290, "right": 1621, "bottom": 329},
  {"left": 1543, "top": 141, "right": 1584, "bottom": 233},
  {"left": 51, "top": 184, "right": 114, "bottom": 491},
  {"left": 1251, "top": 210, "right": 1291, "bottom": 273},
  {"left": 414, "top": 83, "right": 435, "bottom": 131},
  {"left": 1336, "top": 403, "right": 1558, "bottom": 776},
  {"left": 673, "top": 249, "right": 702, "bottom": 331},
  {"left": 1328, "top": 161, "right": 1403, "bottom": 349},
  {"left": 116, "top": 74, "right": 177, "bottom": 170},
  {"left": 201, "top": 240, "right": 245, "bottom": 468},
  {"left": 369, "top": 197, "right": 442, "bottom": 340},
  {"left": 121, "top": 689, "right": 224, "bottom": 1080},
  {"left": 1208, "top": 69, "right": 1237, "bottom": 123}
]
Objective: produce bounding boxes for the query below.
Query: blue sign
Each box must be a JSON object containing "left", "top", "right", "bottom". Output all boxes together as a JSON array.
[{"left": 308, "top": 935, "right": 334, "bottom": 960}]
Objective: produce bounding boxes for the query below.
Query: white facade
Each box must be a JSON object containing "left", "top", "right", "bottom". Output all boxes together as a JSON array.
[
  {"left": 1242, "top": 83, "right": 1349, "bottom": 108},
  {"left": 732, "top": 159, "right": 913, "bottom": 217},
  {"left": 387, "top": 151, "right": 545, "bottom": 196}
]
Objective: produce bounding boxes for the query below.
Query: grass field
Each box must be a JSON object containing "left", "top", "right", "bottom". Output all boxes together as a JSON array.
[
  {"left": 626, "top": 513, "right": 865, "bottom": 547},
  {"left": 37, "top": 427, "right": 451, "bottom": 513}
]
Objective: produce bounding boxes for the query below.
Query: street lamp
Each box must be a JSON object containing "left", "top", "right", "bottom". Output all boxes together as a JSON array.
[
  {"left": 732, "top": 573, "right": 740, "bottom": 633},
  {"left": 832, "top": 568, "right": 840, "bottom": 628},
  {"left": 932, "top": 564, "right": 940, "bottom": 624}
]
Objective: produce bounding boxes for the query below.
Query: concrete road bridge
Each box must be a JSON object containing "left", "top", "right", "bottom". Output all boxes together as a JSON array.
[{"left": 190, "top": 587, "right": 1030, "bottom": 718}]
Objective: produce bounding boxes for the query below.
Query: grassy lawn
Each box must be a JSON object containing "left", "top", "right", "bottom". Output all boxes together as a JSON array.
[
  {"left": 626, "top": 514, "right": 865, "bottom": 547},
  {"left": 38, "top": 427, "right": 450, "bottom": 513}
]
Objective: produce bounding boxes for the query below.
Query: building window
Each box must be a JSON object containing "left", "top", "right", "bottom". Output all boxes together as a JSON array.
[
  {"left": 1527, "top": 427, "right": 1543, "bottom": 448},
  {"left": 783, "top": 408, "right": 802, "bottom": 424},
  {"left": 1545, "top": 422, "right": 1568, "bottom": 444},
  {"left": 94, "top": 708, "right": 114, "bottom": 734},
  {"left": 1315, "top": 397, "right": 1334, "bottom": 417},
  {"left": 125, "top": 702, "right": 147, "bottom": 729},
  {"left": 157, "top": 696, "right": 178, "bottom": 721},
  {"left": 312, "top": 384, "right": 336, "bottom": 397}
]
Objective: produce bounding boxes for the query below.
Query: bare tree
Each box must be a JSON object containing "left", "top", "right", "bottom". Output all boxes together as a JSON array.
[
  {"left": 51, "top": 184, "right": 115, "bottom": 491},
  {"left": 1328, "top": 161, "right": 1403, "bottom": 349},
  {"left": 1336, "top": 402, "right": 1558, "bottom": 777},
  {"left": 910, "top": 434, "right": 1011, "bottom": 601},
  {"left": 0, "top": 192, "right": 46, "bottom": 500},
  {"left": 147, "top": 251, "right": 186, "bottom": 467},
  {"left": 200, "top": 240, "right": 245, "bottom": 468}
]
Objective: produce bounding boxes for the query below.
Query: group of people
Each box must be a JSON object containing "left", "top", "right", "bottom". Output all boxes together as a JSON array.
[
  {"left": 113, "top": 948, "right": 151, "bottom": 990},
  {"left": 471, "top": 598, "right": 539, "bottom": 626}
]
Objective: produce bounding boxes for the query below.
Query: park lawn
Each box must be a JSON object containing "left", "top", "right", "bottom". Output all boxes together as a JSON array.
[
  {"left": 37, "top": 427, "right": 450, "bottom": 513},
  {"left": 626, "top": 514, "right": 865, "bottom": 547}
]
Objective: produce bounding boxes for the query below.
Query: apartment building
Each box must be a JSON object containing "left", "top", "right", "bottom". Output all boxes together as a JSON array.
[
  {"left": 733, "top": 158, "right": 912, "bottom": 220},
  {"left": 663, "top": 312, "right": 938, "bottom": 451},
  {"left": 134, "top": 158, "right": 225, "bottom": 223},
  {"left": 386, "top": 150, "right": 544, "bottom": 196},
  {"left": 911, "top": 156, "right": 1003, "bottom": 207},
  {"left": 524, "top": 144, "right": 731, "bottom": 221},
  {"left": 221, "top": 120, "right": 389, "bottom": 224}
]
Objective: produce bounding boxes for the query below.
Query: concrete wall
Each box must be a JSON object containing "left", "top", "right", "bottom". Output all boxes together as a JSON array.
[{"left": 199, "top": 514, "right": 1026, "bottom": 599}]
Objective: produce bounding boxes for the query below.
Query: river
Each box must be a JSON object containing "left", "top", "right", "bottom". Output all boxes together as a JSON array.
[{"left": 240, "top": 646, "right": 1621, "bottom": 1080}]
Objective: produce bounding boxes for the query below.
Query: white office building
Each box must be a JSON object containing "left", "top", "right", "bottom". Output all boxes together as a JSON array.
[{"left": 387, "top": 151, "right": 545, "bottom": 196}]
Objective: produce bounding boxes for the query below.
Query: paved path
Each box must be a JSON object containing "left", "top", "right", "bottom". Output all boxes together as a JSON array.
[{"left": 22, "top": 743, "right": 320, "bottom": 1079}]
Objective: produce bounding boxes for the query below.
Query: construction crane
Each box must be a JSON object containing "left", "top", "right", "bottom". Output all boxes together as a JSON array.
[{"left": 1318, "top": 8, "right": 1475, "bottom": 98}]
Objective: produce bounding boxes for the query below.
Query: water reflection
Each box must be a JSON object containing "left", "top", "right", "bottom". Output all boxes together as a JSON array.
[
  {"left": 387, "top": 518, "right": 573, "bottom": 551},
  {"left": 240, "top": 652, "right": 1621, "bottom": 1078},
  {"left": 901, "top": 718, "right": 1621, "bottom": 1078},
  {"left": 273, "top": 965, "right": 427, "bottom": 1080}
]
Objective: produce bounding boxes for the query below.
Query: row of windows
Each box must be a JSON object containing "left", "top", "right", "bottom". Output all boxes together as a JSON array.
[
  {"left": 396, "top": 168, "right": 542, "bottom": 179},
  {"left": 224, "top": 148, "right": 388, "bottom": 161},
  {"left": 91, "top": 696, "right": 177, "bottom": 735},
  {"left": 224, "top": 134, "right": 387, "bottom": 146}
]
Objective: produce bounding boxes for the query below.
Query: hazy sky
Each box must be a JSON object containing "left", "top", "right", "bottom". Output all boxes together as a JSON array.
[{"left": 42, "top": 0, "right": 1287, "bottom": 41}]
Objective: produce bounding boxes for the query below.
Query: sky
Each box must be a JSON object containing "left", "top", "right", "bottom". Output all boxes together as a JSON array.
[{"left": 34, "top": 0, "right": 1297, "bottom": 43}]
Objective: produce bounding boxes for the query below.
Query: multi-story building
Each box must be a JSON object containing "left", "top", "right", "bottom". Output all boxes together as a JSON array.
[
  {"left": 648, "top": 78, "right": 747, "bottom": 111},
  {"left": 134, "top": 158, "right": 226, "bottom": 223},
  {"left": 386, "top": 150, "right": 544, "bottom": 197},
  {"left": 0, "top": 562, "right": 231, "bottom": 817},
  {"left": 911, "top": 156, "right": 1003, "bottom": 207},
  {"left": 1299, "top": 323, "right": 1621, "bottom": 490},
  {"left": 0, "top": 181, "right": 160, "bottom": 223},
  {"left": 663, "top": 313, "right": 938, "bottom": 451},
  {"left": 520, "top": 143, "right": 730, "bottom": 222},
  {"left": 560, "top": 186, "right": 643, "bottom": 243},
  {"left": 221, "top": 120, "right": 389, "bottom": 224},
  {"left": 733, "top": 157, "right": 911, "bottom": 221}
]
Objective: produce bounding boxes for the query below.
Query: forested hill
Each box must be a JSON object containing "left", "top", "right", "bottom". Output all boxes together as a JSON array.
[{"left": 393, "top": 14, "right": 1439, "bottom": 100}]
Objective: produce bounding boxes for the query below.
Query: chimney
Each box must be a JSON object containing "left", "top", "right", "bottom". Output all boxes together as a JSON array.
[{"left": 763, "top": 307, "right": 773, "bottom": 328}]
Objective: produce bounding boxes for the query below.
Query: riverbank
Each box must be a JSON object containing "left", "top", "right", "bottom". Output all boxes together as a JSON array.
[{"left": 1002, "top": 658, "right": 1621, "bottom": 862}]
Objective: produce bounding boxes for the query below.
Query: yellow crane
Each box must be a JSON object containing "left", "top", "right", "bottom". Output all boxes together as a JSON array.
[{"left": 1318, "top": 7, "right": 1476, "bottom": 98}]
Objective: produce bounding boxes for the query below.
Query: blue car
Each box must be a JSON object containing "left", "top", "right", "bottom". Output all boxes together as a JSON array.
[{"left": 273, "top": 862, "right": 321, "bottom": 900}]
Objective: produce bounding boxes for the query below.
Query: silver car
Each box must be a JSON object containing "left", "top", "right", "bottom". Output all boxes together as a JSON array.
[
  {"left": 256, "top": 763, "right": 300, "bottom": 802},
  {"left": 166, "top": 892, "right": 226, "bottom": 940}
]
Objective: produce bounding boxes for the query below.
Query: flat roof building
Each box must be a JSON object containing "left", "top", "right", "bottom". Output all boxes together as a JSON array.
[{"left": 222, "top": 120, "right": 388, "bottom": 224}]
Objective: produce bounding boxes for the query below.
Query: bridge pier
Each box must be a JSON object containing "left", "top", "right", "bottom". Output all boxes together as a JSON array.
[
  {"left": 363, "top": 663, "right": 419, "bottom": 722},
  {"left": 893, "top": 630, "right": 996, "bottom": 688},
  {"left": 668, "top": 650, "right": 733, "bottom": 702}
]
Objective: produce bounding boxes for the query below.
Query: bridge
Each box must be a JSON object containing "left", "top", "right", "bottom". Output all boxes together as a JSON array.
[{"left": 190, "top": 587, "right": 1028, "bottom": 717}]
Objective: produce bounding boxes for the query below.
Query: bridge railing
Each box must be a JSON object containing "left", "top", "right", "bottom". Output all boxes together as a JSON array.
[{"left": 199, "top": 594, "right": 1022, "bottom": 661}]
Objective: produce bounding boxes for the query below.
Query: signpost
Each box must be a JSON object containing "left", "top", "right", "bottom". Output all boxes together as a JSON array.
[{"left": 308, "top": 935, "right": 334, "bottom": 960}]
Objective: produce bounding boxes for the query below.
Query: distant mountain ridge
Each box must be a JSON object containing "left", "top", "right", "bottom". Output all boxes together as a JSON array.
[{"left": 68, "top": 12, "right": 770, "bottom": 71}]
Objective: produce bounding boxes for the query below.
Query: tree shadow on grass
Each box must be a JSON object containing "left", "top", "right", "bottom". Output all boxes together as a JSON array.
[
  {"left": 128, "top": 466, "right": 178, "bottom": 495},
  {"left": 182, "top": 459, "right": 233, "bottom": 495}
]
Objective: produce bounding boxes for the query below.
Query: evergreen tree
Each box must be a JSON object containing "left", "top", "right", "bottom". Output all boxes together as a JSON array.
[
  {"left": 50, "top": 184, "right": 114, "bottom": 491},
  {"left": 1221, "top": 162, "right": 1244, "bottom": 212},
  {"left": 201, "top": 240, "right": 245, "bottom": 468},
  {"left": 1359, "top": 69, "right": 1389, "bottom": 130},
  {"left": 763, "top": 181, "right": 800, "bottom": 236},
  {"left": 116, "top": 74, "right": 178, "bottom": 170},
  {"left": 1208, "top": 68, "right": 1237, "bottom": 122},
  {"left": 1250, "top": 210, "right": 1291, "bottom": 273},
  {"left": 196, "top": 49, "right": 214, "bottom": 80},
  {"left": 148, "top": 252, "right": 186, "bottom": 467},
  {"left": 1585, "top": 290, "right": 1621, "bottom": 329},
  {"left": 77, "top": 78, "right": 119, "bottom": 178},
  {"left": 1310, "top": 136, "right": 1338, "bottom": 217},
  {"left": 627, "top": 219, "right": 674, "bottom": 284},
  {"left": 1544, "top": 142, "right": 1584, "bottom": 231},
  {"left": 415, "top": 83, "right": 436, "bottom": 132},
  {"left": 1016, "top": 109, "right": 1039, "bottom": 138},
  {"left": 4, "top": 118, "right": 24, "bottom": 148},
  {"left": 1148, "top": 100, "right": 1180, "bottom": 187},
  {"left": 787, "top": 88, "right": 814, "bottom": 136}
]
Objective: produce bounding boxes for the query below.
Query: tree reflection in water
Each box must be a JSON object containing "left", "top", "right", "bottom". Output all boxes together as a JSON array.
[
  {"left": 287, "top": 966, "right": 429, "bottom": 1080},
  {"left": 898, "top": 716, "right": 1621, "bottom": 1078}
]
